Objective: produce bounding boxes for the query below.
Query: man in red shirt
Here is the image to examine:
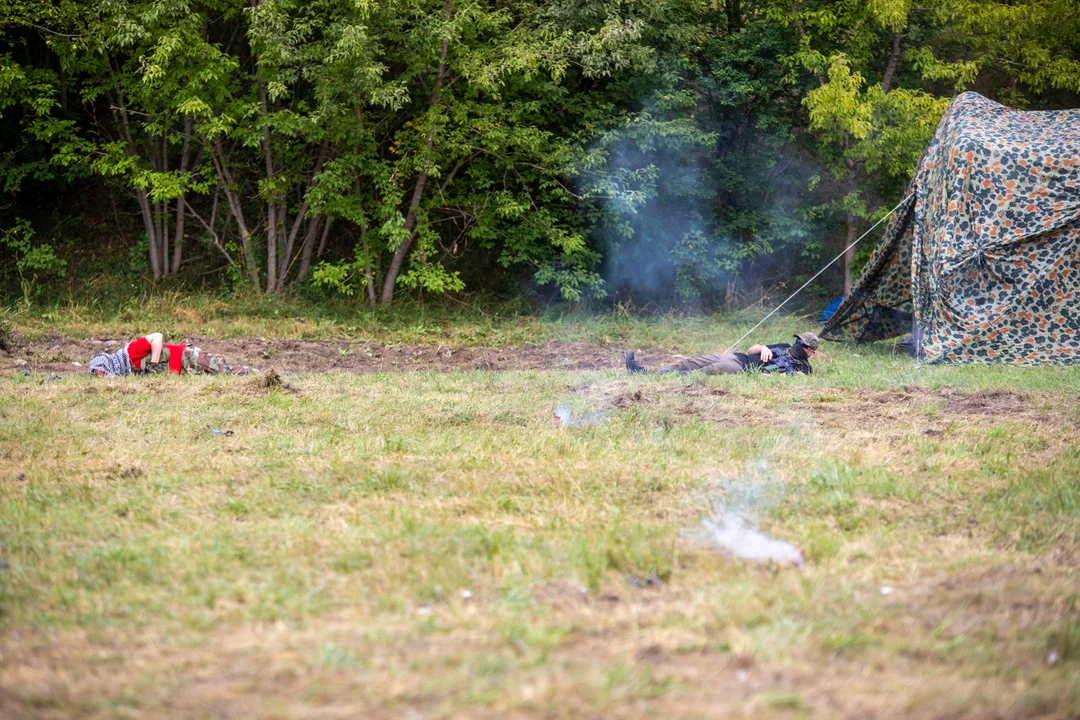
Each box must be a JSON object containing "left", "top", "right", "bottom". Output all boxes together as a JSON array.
[{"left": 88, "top": 333, "right": 255, "bottom": 376}]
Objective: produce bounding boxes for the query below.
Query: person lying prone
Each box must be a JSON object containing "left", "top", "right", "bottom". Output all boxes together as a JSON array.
[
  {"left": 88, "top": 333, "right": 256, "bottom": 376},
  {"left": 625, "top": 333, "right": 819, "bottom": 376}
]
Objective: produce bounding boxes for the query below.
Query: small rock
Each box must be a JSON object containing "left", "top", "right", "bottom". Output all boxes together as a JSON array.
[
  {"left": 880, "top": 585, "right": 894, "bottom": 596},
  {"left": 1047, "top": 650, "right": 1060, "bottom": 666},
  {"left": 460, "top": 590, "right": 473, "bottom": 600},
  {"left": 14, "top": 359, "right": 27, "bottom": 368},
  {"left": 626, "top": 573, "right": 664, "bottom": 589},
  {"left": 635, "top": 645, "right": 665, "bottom": 662}
]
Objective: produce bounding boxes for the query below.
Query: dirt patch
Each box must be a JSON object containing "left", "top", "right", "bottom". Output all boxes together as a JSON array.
[
  {"left": 247, "top": 367, "right": 298, "bottom": 393},
  {"left": 561, "top": 382, "right": 1062, "bottom": 434},
  {"left": 895, "top": 562, "right": 1080, "bottom": 665},
  {"left": 533, "top": 581, "right": 592, "bottom": 610},
  {"left": 7, "top": 335, "right": 678, "bottom": 375},
  {"left": 940, "top": 389, "right": 1027, "bottom": 416},
  {"left": 799, "top": 386, "right": 1052, "bottom": 426}
]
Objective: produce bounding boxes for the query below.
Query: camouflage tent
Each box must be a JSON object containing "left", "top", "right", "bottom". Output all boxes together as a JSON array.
[{"left": 822, "top": 92, "right": 1080, "bottom": 364}]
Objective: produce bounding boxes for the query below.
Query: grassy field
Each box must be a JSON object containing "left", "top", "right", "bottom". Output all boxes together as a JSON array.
[
  {"left": 5, "top": 291, "right": 825, "bottom": 349},
  {"left": 2, "top": 302, "right": 1080, "bottom": 718}
]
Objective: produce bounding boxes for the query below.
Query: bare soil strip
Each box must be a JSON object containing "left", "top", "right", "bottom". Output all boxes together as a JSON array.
[
  {"left": 4, "top": 337, "right": 1061, "bottom": 428},
  {"left": 7, "top": 335, "right": 672, "bottom": 374}
]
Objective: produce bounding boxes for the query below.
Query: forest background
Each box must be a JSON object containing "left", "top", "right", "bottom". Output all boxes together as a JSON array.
[{"left": 2, "top": 0, "right": 1080, "bottom": 312}]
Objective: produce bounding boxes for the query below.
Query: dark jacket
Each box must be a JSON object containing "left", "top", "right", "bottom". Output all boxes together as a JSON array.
[{"left": 736, "top": 343, "right": 812, "bottom": 375}]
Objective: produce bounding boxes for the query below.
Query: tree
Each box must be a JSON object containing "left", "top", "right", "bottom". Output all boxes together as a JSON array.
[
  {"left": 781, "top": 0, "right": 1080, "bottom": 292},
  {"left": 311, "top": 0, "right": 646, "bottom": 303},
  {"left": 3, "top": 0, "right": 1079, "bottom": 305},
  {"left": 580, "top": 0, "right": 823, "bottom": 306}
]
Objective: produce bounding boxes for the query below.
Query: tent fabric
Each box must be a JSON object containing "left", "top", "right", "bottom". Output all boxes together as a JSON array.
[
  {"left": 822, "top": 92, "right": 1080, "bottom": 364},
  {"left": 817, "top": 295, "right": 845, "bottom": 324}
]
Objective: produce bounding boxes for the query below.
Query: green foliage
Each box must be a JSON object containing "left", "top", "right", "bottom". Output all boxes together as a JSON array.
[
  {"left": 1, "top": 0, "right": 1079, "bottom": 305},
  {"left": 0, "top": 305, "right": 12, "bottom": 351},
  {"left": 0, "top": 218, "right": 66, "bottom": 303}
]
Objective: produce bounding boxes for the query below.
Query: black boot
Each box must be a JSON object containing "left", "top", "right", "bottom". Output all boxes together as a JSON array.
[{"left": 625, "top": 350, "right": 646, "bottom": 374}]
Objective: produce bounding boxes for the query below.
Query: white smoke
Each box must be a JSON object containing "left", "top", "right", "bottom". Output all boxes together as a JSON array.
[
  {"left": 699, "top": 510, "right": 806, "bottom": 567},
  {"left": 688, "top": 432, "right": 809, "bottom": 567}
]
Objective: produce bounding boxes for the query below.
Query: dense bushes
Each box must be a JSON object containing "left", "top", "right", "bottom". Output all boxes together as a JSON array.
[{"left": 1, "top": 0, "right": 1078, "bottom": 308}]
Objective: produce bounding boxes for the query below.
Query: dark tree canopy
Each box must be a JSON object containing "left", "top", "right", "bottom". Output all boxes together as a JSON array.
[{"left": 2, "top": 0, "right": 1078, "bottom": 307}]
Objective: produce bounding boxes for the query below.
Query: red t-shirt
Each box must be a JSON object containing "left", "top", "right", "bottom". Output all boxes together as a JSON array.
[{"left": 126, "top": 337, "right": 186, "bottom": 374}]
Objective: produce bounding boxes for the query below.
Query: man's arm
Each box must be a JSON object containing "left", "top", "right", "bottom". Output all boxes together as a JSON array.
[
  {"left": 747, "top": 344, "right": 773, "bottom": 362},
  {"left": 146, "top": 333, "right": 163, "bottom": 363}
]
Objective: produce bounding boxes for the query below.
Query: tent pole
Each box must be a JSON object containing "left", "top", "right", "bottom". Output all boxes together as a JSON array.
[{"left": 912, "top": 315, "right": 923, "bottom": 368}]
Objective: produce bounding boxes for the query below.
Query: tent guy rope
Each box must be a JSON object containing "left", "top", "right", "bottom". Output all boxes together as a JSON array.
[{"left": 723, "top": 192, "right": 915, "bottom": 354}]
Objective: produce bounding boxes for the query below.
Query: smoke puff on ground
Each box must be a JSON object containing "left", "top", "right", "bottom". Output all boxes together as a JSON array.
[
  {"left": 688, "top": 451, "right": 807, "bottom": 566},
  {"left": 697, "top": 510, "right": 806, "bottom": 567}
]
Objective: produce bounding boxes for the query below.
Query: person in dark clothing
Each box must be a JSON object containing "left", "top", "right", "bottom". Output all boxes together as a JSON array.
[{"left": 625, "top": 333, "right": 819, "bottom": 376}]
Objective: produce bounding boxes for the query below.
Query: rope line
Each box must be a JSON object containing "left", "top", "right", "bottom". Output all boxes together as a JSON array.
[{"left": 722, "top": 192, "right": 914, "bottom": 354}]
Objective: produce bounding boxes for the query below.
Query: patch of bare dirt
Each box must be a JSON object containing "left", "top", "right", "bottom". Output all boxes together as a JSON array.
[
  {"left": 800, "top": 386, "right": 1050, "bottom": 425},
  {"left": 892, "top": 562, "right": 1080, "bottom": 671},
  {"left": 7, "top": 335, "right": 676, "bottom": 375},
  {"left": 940, "top": 389, "right": 1027, "bottom": 416}
]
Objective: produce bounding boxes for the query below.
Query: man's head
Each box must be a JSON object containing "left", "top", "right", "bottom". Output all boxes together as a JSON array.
[{"left": 794, "top": 332, "right": 819, "bottom": 356}]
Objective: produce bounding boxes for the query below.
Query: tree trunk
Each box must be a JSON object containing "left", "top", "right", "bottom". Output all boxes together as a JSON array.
[
  {"left": 727, "top": 0, "right": 741, "bottom": 32},
  {"left": 296, "top": 215, "right": 324, "bottom": 284},
  {"left": 379, "top": 0, "right": 452, "bottom": 304},
  {"left": 259, "top": 81, "right": 279, "bottom": 294},
  {"left": 155, "top": 200, "right": 167, "bottom": 277},
  {"left": 276, "top": 140, "right": 329, "bottom": 290},
  {"left": 211, "top": 140, "right": 261, "bottom": 287},
  {"left": 843, "top": 212, "right": 858, "bottom": 294},
  {"left": 160, "top": 134, "right": 170, "bottom": 276},
  {"left": 136, "top": 190, "right": 161, "bottom": 280},
  {"left": 275, "top": 199, "right": 309, "bottom": 290},
  {"left": 380, "top": 168, "right": 431, "bottom": 303},
  {"left": 109, "top": 76, "right": 162, "bottom": 280},
  {"left": 180, "top": 193, "right": 240, "bottom": 274},
  {"left": 362, "top": 225, "right": 376, "bottom": 306},
  {"left": 881, "top": 32, "right": 903, "bottom": 94},
  {"left": 171, "top": 115, "right": 195, "bottom": 275},
  {"left": 316, "top": 217, "right": 331, "bottom": 258}
]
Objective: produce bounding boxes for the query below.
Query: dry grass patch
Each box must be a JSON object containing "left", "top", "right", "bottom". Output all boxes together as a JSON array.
[{"left": 2, "top": 336, "right": 1080, "bottom": 718}]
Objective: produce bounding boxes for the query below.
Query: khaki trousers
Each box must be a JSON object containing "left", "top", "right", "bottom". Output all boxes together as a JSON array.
[{"left": 660, "top": 353, "right": 744, "bottom": 374}]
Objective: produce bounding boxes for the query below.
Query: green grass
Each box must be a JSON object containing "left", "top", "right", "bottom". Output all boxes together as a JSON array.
[
  {"left": 1, "top": 303, "right": 1080, "bottom": 717},
  {"left": 9, "top": 289, "right": 830, "bottom": 351}
]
